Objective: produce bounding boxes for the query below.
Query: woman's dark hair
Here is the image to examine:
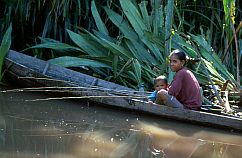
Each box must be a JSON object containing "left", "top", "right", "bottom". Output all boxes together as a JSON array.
[{"left": 170, "top": 49, "right": 187, "bottom": 64}]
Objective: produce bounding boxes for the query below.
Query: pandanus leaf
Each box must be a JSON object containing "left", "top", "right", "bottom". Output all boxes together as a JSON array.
[
  {"left": 48, "top": 56, "right": 111, "bottom": 68},
  {"left": 67, "top": 29, "right": 108, "bottom": 57},
  {"left": 164, "top": 0, "right": 175, "bottom": 56},
  {"left": 29, "top": 38, "right": 81, "bottom": 51},
  {"left": 190, "top": 34, "right": 236, "bottom": 83},
  {"left": 91, "top": 0, "right": 109, "bottom": 35},
  {"left": 139, "top": 1, "right": 151, "bottom": 31},
  {"left": 132, "top": 59, "right": 142, "bottom": 85},
  {"left": 104, "top": 7, "right": 138, "bottom": 41},
  {"left": 119, "top": 0, "right": 148, "bottom": 36},
  {"left": 151, "top": 0, "right": 164, "bottom": 35},
  {"left": 76, "top": 27, "right": 133, "bottom": 59},
  {"left": 0, "top": 24, "right": 12, "bottom": 81},
  {"left": 124, "top": 39, "right": 158, "bottom": 65},
  {"left": 108, "top": 0, "right": 163, "bottom": 64},
  {"left": 172, "top": 33, "right": 198, "bottom": 58},
  {"left": 112, "top": 55, "right": 119, "bottom": 79}
]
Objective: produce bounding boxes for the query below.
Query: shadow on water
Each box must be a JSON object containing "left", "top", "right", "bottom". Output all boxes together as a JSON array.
[{"left": 0, "top": 86, "right": 242, "bottom": 158}]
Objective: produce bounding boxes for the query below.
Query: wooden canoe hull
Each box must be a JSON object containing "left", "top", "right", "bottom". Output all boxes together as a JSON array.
[{"left": 4, "top": 50, "right": 242, "bottom": 132}]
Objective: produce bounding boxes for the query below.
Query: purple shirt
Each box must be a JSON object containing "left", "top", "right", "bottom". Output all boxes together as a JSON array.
[{"left": 168, "top": 67, "right": 202, "bottom": 109}]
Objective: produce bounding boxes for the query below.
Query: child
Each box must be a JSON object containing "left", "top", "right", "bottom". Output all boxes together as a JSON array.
[{"left": 148, "top": 75, "right": 168, "bottom": 103}]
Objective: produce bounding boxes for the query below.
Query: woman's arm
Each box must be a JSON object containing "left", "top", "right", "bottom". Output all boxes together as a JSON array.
[{"left": 168, "top": 71, "right": 184, "bottom": 97}]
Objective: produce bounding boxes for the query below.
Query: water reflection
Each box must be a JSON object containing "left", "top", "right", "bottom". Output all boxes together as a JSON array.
[
  {"left": 136, "top": 122, "right": 242, "bottom": 158},
  {"left": 0, "top": 87, "right": 242, "bottom": 158}
]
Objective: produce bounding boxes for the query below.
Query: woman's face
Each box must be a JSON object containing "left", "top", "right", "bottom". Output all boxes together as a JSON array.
[{"left": 169, "top": 54, "right": 185, "bottom": 72}]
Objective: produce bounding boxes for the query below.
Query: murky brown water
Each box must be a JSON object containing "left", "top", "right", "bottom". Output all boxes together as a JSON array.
[{"left": 0, "top": 86, "right": 242, "bottom": 158}]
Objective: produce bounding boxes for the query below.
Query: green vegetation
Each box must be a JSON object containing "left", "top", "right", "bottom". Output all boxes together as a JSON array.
[
  {"left": 0, "top": 24, "right": 12, "bottom": 82},
  {"left": 0, "top": 0, "right": 241, "bottom": 91}
]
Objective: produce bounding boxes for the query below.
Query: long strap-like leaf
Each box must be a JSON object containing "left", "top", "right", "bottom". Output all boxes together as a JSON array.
[
  {"left": 164, "top": 0, "right": 175, "bottom": 82},
  {"left": 119, "top": 0, "right": 148, "bottom": 36},
  {"left": 91, "top": 0, "right": 109, "bottom": 35},
  {"left": 0, "top": 24, "right": 12, "bottom": 81}
]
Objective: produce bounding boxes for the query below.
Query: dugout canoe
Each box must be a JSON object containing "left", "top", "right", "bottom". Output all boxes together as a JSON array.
[{"left": 4, "top": 50, "right": 242, "bottom": 132}]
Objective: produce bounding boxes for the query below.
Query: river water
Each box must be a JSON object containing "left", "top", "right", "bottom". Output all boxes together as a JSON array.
[{"left": 0, "top": 86, "right": 242, "bottom": 158}]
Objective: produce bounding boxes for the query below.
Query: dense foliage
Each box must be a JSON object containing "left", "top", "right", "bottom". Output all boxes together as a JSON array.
[{"left": 0, "top": 0, "right": 241, "bottom": 92}]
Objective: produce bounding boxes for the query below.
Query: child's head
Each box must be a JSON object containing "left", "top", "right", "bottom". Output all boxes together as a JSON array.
[{"left": 154, "top": 75, "right": 168, "bottom": 91}]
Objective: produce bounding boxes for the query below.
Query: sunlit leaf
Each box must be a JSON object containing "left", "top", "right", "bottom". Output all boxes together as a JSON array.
[
  {"left": 191, "top": 34, "right": 237, "bottom": 85},
  {"left": 49, "top": 56, "right": 111, "bottom": 68},
  {"left": 67, "top": 29, "right": 108, "bottom": 57}
]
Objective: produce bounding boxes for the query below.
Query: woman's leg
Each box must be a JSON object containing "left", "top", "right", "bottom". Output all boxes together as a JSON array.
[
  {"left": 155, "top": 89, "right": 168, "bottom": 105},
  {"left": 156, "top": 90, "right": 183, "bottom": 108}
]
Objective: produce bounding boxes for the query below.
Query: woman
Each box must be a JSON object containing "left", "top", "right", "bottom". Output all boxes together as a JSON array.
[{"left": 156, "top": 49, "right": 202, "bottom": 110}]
